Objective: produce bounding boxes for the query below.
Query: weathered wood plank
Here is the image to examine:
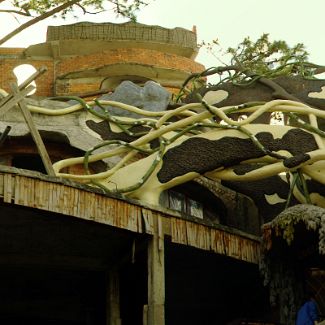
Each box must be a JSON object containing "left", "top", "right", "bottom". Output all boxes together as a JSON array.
[
  {"left": 17, "top": 176, "right": 25, "bottom": 206},
  {"left": 0, "top": 170, "right": 261, "bottom": 264},
  {"left": 3, "top": 173, "right": 13, "bottom": 203},
  {"left": 0, "top": 174, "right": 4, "bottom": 197},
  {"left": 52, "top": 182, "right": 62, "bottom": 214},
  {"left": 77, "top": 189, "right": 87, "bottom": 220},
  {"left": 142, "top": 208, "right": 155, "bottom": 235},
  {"left": 47, "top": 182, "right": 54, "bottom": 212},
  {"left": 0, "top": 85, "right": 34, "bottom": 116},
  {"left": 14, "top": 175, "right": 20, "bottom": 205},
  {"left": 102, "top": 197, "right": 114, "bottom": 227},
  {"left": 34, "top": 179, "right": 45, "bottom": 209},
  {"left": 107, "top": 270, "right": 122, "bottom": 325},
  {"left": 94, "top": 195, "right": 104, "bottom": 224},
  {"left": 62, "top": 185, "right": 72, "bottom": 216},
  {"left": 171, "top": 218, "right": 187, "bottom": 245},
  {"left": 185, "top": 222, "right": 204, "bottom": 250},
  {"left": 70, "top": 187, "right": 79, "bottom": 217},
  {"left": 27, "top": 177, "right": 36, "bottom": 208},
  {"left": 0, "top": 126, "right": 11, "bottom": 147},
  {"left": 88, "top": 192, "right": 96, "bottom": 221},
  {"left": 0, "top": 66, "right": 46, "bottom": 109},
  {"left": 10, "top": 84, "right": 55, "bottom": 177},
  {"left": 147, "top": 215, "right": 165, "bottom": 325}
]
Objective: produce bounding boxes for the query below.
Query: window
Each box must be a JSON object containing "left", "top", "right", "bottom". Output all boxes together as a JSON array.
[
  {"left": 13, "top": 64, "right": 37, "bottom": 95},
  {"left": 167, "top": 190, "right": 204, "bottom": 220},
  {"left": 160, "top": 182, "right": 225, "bottom": 223}
]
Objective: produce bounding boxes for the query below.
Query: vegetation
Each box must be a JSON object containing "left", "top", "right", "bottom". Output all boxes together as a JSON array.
[
  {"left": 260, "top": 204, "right": 325, "bottom": 324},
  {"left": 180, "top": 34, "right": 325, "bottom": 99},
  {"left": 0, "top": 0, "right": 149, "bottom": 45},
  {"left": 227, "top": 34, "right": 314, "bottom": 80}
]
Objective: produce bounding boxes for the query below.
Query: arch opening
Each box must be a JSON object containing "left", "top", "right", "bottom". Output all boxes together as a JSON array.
[{"left": 13, "top": 64, "right": 37, "bottom": 95}]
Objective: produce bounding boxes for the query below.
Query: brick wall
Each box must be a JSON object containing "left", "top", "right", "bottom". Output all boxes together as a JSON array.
[
  {"left": 0, "top": 47, "right": 25, "bottom": 55},
  {"left": 0, "top": 52, "right": 54, "bottom": 97},
  {"left": 0, "top": 44, "right": 204, "bottom": 98},
  {"left": 55, "top": 79, "right": 101, "bottom": 96},
  {"left": 57, "top": 48, "right": 204, "bottom": 77}
]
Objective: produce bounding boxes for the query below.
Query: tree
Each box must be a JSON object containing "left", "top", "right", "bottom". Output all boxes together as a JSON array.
[
  {"left": 0, "top": 0, "right": 149, "bottom": 45},
  {"left": 179, "top": 34, "right": 325, "bottom": 102}
]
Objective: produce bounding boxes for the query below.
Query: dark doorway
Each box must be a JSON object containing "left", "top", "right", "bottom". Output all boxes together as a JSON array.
[
  {"left": 119, "top": 238, "right": 148, "bottom": 325},
  {"left": 11, "top": 155, "right": 47, "bottom": 174},
  {"left": 0, "top": 268, "right": 106, "bottom": 325},
  {"left": 0, "top": 203, "right": 141, "bottom": 325},
  {"left": 165, "top": 241, "right": 272, "bottom": 325}
]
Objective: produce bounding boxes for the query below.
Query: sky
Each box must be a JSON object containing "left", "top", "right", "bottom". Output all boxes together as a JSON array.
[{"left": 1, "top": 0, "right": 325, "bottom": 71}]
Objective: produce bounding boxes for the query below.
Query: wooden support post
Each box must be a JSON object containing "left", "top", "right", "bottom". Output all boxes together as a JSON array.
[
  {"left": 146, "top": 215, "right": 165, "bottom": 325},
  {"left": 107, "top": 270, "right": 122, "bottom": 325},
  {"left": 0, "top": 126, "right": 11, "bottom": 147},
  {"left": 10, "top": 83, "right": 56, "bottom": 176},
  {"left": 0, "top": 85, "right": 34, "bottom": 116}
]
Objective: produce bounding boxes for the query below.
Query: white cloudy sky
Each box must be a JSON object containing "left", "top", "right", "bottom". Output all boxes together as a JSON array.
[{"left": 1, "top": 0, "right": 324, "bottom": 69}]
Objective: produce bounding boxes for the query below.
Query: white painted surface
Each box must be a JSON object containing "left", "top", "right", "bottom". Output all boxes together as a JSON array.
[
  {"left": 265, "top": 193, "right": 287, "bottom": 205},
  {"left": 308, "top": 86, "right": 325, "bottom": 99},
  {"left": 202, "top": 90, "right": 228, "bottom": 105}
]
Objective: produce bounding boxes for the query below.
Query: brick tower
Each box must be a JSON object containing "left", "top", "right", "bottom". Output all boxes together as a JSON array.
[{"left": 0, "top": 22, "right": 205, "bottom": 97}]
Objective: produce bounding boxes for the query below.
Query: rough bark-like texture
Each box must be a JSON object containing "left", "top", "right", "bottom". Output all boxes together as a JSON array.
[
  {"left": 222, "top": 174, "right": 295, "bottom": 223},
  {"left": 85, "top": 120, "right": 160, "bottom": 149},
  {"left": 86, "top": 120, "right": 146, "bottom": 141},
  {"left": 260, "top": 204, "right": 325, "bottom": 325},
  {"left": 263, "top": 204, "right": 325, "bottom": 253},
  {"left": 157, "top": 129, "right": 318, "bottom": 183},
  {"left": 187, "top": 76, "right": 325, "bottom": 109},
  {"left": 194, "top": 177, "right": 260, "bottom": 234},
  {"left": 47, "top": 22, "right": 197, "bottom": 49},
  {"left": 185, "top": 76, "right": 325, "bottom": 127}
]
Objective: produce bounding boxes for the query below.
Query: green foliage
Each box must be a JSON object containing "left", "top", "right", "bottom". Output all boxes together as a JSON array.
[
  {"left": 112, "top": 0, "right": 148, "bottom": 21},
  {"left": 227, "top": 33, "right": 313, "bottom": 80},
  {"left": 177, "top": 34, "right": 322, "bottom": 102},
  {"left": 260, "top": 204, "right": 325, "bottom": 324},
  {"left": 4, "top": 0, "right": 148, "bottom": 20},
  {"left": 195, "top": 34, "right": 321, "bottom": 90}
]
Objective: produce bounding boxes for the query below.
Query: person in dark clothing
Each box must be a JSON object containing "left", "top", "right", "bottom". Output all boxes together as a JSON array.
[{"left": 296, "top": 293, "right": 319, "bottom": 325}]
